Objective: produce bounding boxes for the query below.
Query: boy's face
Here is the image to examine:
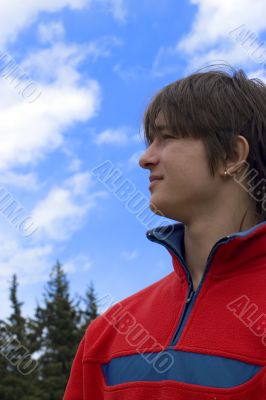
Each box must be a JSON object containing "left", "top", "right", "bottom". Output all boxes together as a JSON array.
[{"left": 139, "top": 112, "right": 223, "bottom": 223}]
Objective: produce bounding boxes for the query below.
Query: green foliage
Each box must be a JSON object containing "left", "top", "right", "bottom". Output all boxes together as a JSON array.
[
  {"left": 0, "top": 275, "right": 41, "bottom": 399},
  {"left": 0, "top": 262, "right": 99, "bottom": 399},
  {"left": 78, "top": 281, "right": 99, "bottom": 337}
]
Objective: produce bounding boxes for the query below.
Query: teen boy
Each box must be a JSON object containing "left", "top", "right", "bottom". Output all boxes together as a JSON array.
[{"left": 64, "top": 66, "right": 266, "bottom": 399}]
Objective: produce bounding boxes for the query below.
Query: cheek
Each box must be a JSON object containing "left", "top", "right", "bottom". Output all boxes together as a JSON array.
[{"left": 164, "top": 148, "right": 213, "bottom": 191}]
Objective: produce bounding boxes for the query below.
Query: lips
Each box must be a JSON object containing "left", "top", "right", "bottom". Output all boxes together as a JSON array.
[
  {"left": 149, "top": 176, "right": 163, "bottom": 190},
  {"left": 149, "top": 175, "right": 164, "bottom": 182}
]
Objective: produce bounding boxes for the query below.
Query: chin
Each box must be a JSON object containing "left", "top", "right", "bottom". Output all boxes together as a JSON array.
[
  {"left": 149, "top": 198, "right": 184, "bottom": 222},
  {"left": 149, "top": 199, "right": 168, "bottom": 217}
]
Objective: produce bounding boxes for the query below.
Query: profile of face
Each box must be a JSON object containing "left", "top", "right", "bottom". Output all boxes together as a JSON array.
[{"left": 138, "top": 112, "right": 223, "bottom": 224}]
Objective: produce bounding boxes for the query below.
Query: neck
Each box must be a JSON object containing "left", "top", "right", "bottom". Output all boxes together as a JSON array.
[{"left": 183, "top": 203, "right": 260, "bottom": 291}]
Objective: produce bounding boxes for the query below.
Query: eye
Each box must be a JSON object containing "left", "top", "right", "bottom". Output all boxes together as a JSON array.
[{"left": 162, "top": 134, "right": 175, "bottom": 140}]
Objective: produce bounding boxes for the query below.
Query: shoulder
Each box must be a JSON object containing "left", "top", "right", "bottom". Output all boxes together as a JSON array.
[
  {"left": 89, "top": 271, "right": 176, "bottom": 331},
  {"left": 82, "top": 272, "right": 177, "bottom": 360}
]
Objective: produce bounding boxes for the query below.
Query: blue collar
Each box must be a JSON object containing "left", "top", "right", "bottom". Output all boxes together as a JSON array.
[{"left": 146, "top": 220, "right": 266, "bottom": 281}]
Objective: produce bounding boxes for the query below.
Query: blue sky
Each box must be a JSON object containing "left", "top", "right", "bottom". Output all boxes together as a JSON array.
[{"left": 0, "top": 0, "right": 266, "bottom": 317}]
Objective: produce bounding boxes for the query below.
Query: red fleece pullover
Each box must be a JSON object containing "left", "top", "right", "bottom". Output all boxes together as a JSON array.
[{"left": 64, "top": 221, "right": 266, "bottom": 399}]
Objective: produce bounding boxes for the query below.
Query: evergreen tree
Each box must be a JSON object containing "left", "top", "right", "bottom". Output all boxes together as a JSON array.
[
  {"left": 79, "top": 282, "right": 99, "bottom": 337},
  {"left": 9, "top": 275, "right": 26, "bottom": 342},
  {"left": 0, "top": 275, "right": 40, "bottom": 400},
  {"left": 0, "top": 320, "right": 12, "bottom": 400},
  {"left": 0, "top": 264, "right": 99, "bottom": 398},
  {"left": 36, "top": 261, "right": 80, "bottom": 400}
]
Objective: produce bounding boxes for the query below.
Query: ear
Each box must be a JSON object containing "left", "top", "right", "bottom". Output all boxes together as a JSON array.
[{"left": 220, "top": 135, "right": 250, "bottom": 177}]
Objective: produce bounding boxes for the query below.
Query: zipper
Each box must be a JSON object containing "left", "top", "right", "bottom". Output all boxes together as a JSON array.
[
  {"left": 168, "top": 236, "right": 233, "bottom": 346},
  {"left": 169, "top": 285, "right": 195, "bottom": 346},
  {"left": 147, "top": 230, "right": 234, "bottom": 347}
]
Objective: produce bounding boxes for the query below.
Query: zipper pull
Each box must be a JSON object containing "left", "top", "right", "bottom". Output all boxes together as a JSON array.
[{"left": 186, "top": 288, "right": 194, "bottom": 303}]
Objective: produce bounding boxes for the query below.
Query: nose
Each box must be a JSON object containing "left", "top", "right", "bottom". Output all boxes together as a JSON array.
[{"left": 138, "top": 144, "right": 160, "bottom": 170}]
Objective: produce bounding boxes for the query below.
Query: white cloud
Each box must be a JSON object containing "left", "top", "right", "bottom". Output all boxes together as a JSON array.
[
  {"left": 248, "top": 69, "right": 266, "bottom": 82},
  {"left": 0, "top": 223, "right": 54, "bottom": 294},
  {"left": 32, "top": 187, "right": 86, "bottom": 241},
  {"left": 21, "top": 38, "right": 122, "bottom": 82},
  {"left": 0, "top": 170, "right": 107, "bottom": 317},
  {"left": 109, "top": 0, "right": 127, "bottom": 21},
  {"left": 0, "top": 80, "right": 100, "bottom": 171},
  {"left": 93, "top": 127, "right": 132, "bottom": 145},
  {"left": 152, "top": 46, "right": 183, "bottom": 78},
  {"left": 128, "top": 150, "right": 143, "bottom": 168},
  {"left": 120, "top": 249, "right": 138, "bottom": 261},
  {"left": 113, "top": 63, "right": 147, "bottom": 83},
  {"left": 97, "top": 0, "right": 127, "bottom": 22},
  {"left": 65, "top": 171, "right": 94, "bottom": 195},
  {"left": 61, "top": 146, "right": 83, "bottom": 172},
  {"left": 0, "top": 240, "right": 53, "bottom": 282},
  {"left": 68, "top": 157, "right": 83, "bottom": 172},
  {"left": 0, "top": 171, "right": 39, "bottom": 190},
  {"left": 0, "top": 42, "right": 101, "bottom": 172},
  {"left": 0, "top": 0, "right": 89, "bottom": 48},
  {"left": 0, "top": 227, "right": 91, "bottom": 318},
  {"left": 0, "top": 0, "right": 126, "bottom": 48},
  {"left": 178, "top": 0, "right": 266, "bottom": 54},
  {"left": 0, "top": 0, "right": 127, "bottom": 320},
  {"left": 37, "top": 21, "right": 65, "bottom": 44},
  {"left": 32, "top": 172, "right": 107, "bottom": 242},
  {"left": 21, "top": 42, "right": 93, "bottom": 84},
  {"left": 63, "top": 254, "right": 93, "bottom": 273},
  {"left": 85, "top": 36, "right": 123, "bottom": 61},
  {"left": 153, "top": 0, "right": 266, "bottom": 76},
  {"left": 0, "top": 9, "right": 124, "bottom": 175},
  {"left": 115, "top": 149, "right": 143, "bottom": 172}
]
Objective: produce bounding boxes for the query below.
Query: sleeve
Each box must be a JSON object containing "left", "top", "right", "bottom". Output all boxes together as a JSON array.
[{"left": 63, "top": 337, "right": 85, "bottom": 400}]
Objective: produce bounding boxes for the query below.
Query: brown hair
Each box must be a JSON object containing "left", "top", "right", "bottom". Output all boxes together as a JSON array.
[{"left": 143, "top": 65, "right": 266, "bottom": 220}]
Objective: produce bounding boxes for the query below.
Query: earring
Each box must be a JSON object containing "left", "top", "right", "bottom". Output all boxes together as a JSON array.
[{"left": 224, "top": 169, "right": 228, "bottom": 176}]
